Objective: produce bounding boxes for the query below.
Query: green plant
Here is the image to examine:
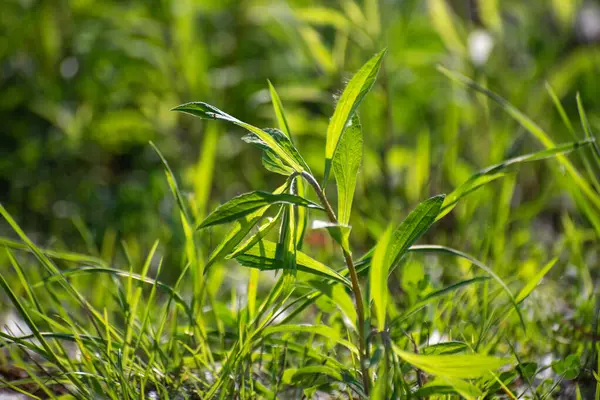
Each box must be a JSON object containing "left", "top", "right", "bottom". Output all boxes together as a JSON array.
[{"left": 0, "top": 48, "right": 597, "bottom": 399}]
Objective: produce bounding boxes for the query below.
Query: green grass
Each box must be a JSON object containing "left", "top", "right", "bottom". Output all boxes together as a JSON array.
[
  {"left": 1, "top": 50, "right": 599, "bottom": 398},
  {"left": 2, "top": 1, "right": 600, "bottom": 398}
]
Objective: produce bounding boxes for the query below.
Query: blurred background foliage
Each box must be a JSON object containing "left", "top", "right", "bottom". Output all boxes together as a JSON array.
[{"left": 1, "top": 0, "right": 600, "bottom": 286}]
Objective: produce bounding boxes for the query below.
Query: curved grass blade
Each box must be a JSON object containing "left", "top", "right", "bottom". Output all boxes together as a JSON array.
[
  {"left": 33, "top": 266, "right": 192, "bottom": 319},
  {"left": 394, "top": 276, "right": 490, "bottom": 323},
  {"left": 436, "top": 140, "right": 593, "bottom": 220},
  {"left": 438, "top": 66, "right": 600, "bottom": 211},
  {"left": 0, "top": 237, "right": 107, "bottom": 266},
  {"left": 409, "top": 245, "right": 526, "bottom": 330},
  {"left": 198, "top": 191, "right": 322, "bottom": 229},
  {"left": 268, "top": 80, "right": 292, "bottom": 138},
  {"left": 324, "top": 49, "right": 386, "bottom": 184},
  {"left": 172, "top": 102, "right": 305, "bottom": 172},
  {"left": 515, "top": 257, "right": 558, "bottom": 304},
  {"left": 577, "top": 93, "right": 600, "bottom": 161}
]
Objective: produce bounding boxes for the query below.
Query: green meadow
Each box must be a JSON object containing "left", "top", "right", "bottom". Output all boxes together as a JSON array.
[{"left": 1, "top": 1, "right": 599, "bottom": 398}]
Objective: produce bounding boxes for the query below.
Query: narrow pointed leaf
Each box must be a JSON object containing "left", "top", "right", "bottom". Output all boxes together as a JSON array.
[
  {"left": 227, "top": 209, "right": 283, "bottom": 259},
  {"left": 205, "top": 184, "right": 288, "bottom": 270},
  {"left": 370, "top": 225, "right": 393, "bottom": 332},
  {"left": 268, "top": 80, "right": 292, "bottom": 138},
  {"left": 172, "top": 102, "right": 305, "bottom": 172},
  {"left": 388, "top": 195, "right": 445, "bottom": 266},
  {"left": 333, "top": 114, "right": 363, "bottom": 225},
  {"left": 234, "top": 240, "right": 351, "bottom": 287},
  {"left": 515, "top": 257, "right": 558, "bottom": 304},
  {"left": 394, "top": 348, "right": 511, "bottom": 379},
  {"left": 324, "top": 49, "right": 386, "bottom": 183},
  {"left": 243, "top": 128, "right": 311, "bottom": 174},
  {"left": 277, "top": 201, "right": 298, "bottom": 287},
  {"left": 198, "top": 191, "right": 322, "bottom": 229}
]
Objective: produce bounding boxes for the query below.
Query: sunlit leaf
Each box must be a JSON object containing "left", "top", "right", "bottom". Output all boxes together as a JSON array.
[
  {"left": 243, "top": 128, "right": 311, "bottom": 175},
  {"left": 333, "top": 114, "right": 362, "bottom": 225},
  {"left": 268, "top": 80, "right": 292, "bottom": 138},
  {"left": 324, "top": 49, "right": 386, "bottom": 183},
  {"left": 172, "top": 102, "right": 305, "bottom": 172},
  {"left": 235, "top": 240, "right": 351, "bottom": 287},
  {"left": 516, "top": 257, "right": 558, "bottom": 304},
  {"left": 395, "top": 347, "right": 511, "bottom": 379},
  {"left": 198, "top": 191, "right": 322, "bottom": 229},
  {"left": 370, "top": 225, "right": 393, "bottom": 332}
]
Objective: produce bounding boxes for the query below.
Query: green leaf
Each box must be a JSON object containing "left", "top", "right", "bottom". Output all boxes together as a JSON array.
[
  {"left": 515, "top": 257, "right": 558, "bottom": 304},
  {"left": 552, "top": 354, "right": 581, "bottom": 380},
  {"left": 324, "top": 49, "right": 386, "bottom": 183},
  {"left": 388, "top": 195, "right": 445, "bottom": 266},
  {"left": 268, "top": 80, "right": 292, "bottom": 138},
  {"left": 437, "top": 140, "right": 594, "bottom": 220},
  {"left": 422, "top": 341, "right": 469, "bottom": 356},
  {"left": 394, "top": 348, "right": 511, "bottom": 379},
  {"left": 226, "top": 209, "right": 283, "bottom": 259},
  {"left": 282, "top": 365, "right": 343, "bottom": 385},
  {"left": 276, "top": 201, "right": 298, "bottom": 287},
  {"left": 577, "top": 93, "right": 600, "bottom": 161},
  {"left": 370, "top": 225, "right": 393, "bottom": 332},
  {"left": 358, "top": 196, "right": 446, "bottom": 272},
  {"left": 262, "top": 324, "right": 358, "bottom": 355},
  {"left": 205, "top": 183, "right": 287, "bottom": 271},
  {"left": 295, "top": 7, "right": 350, "bottom": 30},
  {"left": 234, "top": 240, "right": 351, "bottom": 287},
  {"left": 307, "top": 280, "right": 358, "bottom": 329},
  {"left": 172, "top": 102, "right": 305, "bottom": 172},
  {"left": 198, "top": 191, "right": 322, "bottom": 229},
  {"left": 311, "top": 220, "right": 352, "bottom": 254},
  {"left": 333, "top": 114, "right": 363, "bottom": 225},
  {"left": 414, "top": 377, "right": 483, "bottom": 399},
  {"left": 243, "top": 128, "right": 311, "bottom": 175}
]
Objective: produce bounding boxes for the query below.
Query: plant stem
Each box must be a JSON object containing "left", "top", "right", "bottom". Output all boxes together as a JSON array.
[{"left": 300, "top": 171, "right": 370, "bottom": 395}]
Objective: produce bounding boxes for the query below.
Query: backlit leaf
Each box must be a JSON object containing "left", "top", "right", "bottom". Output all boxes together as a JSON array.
[
  {"left": 324, "top": 49, "right": 386, "bottom": 183},
  {"left": 172, "top": 102, "right": 305, "bottom": 172},
  {"left": 395, "top": 347, "right": 511, "bottom": 379},
  {"left": 198, "top": 191, "right": 322, "bottom": 229},
  {"left": 235, "top": 240, "right": 351, "bottom": 287},
  {"left": 332, "top": 114, "right": 362, "bottom": 225}
]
